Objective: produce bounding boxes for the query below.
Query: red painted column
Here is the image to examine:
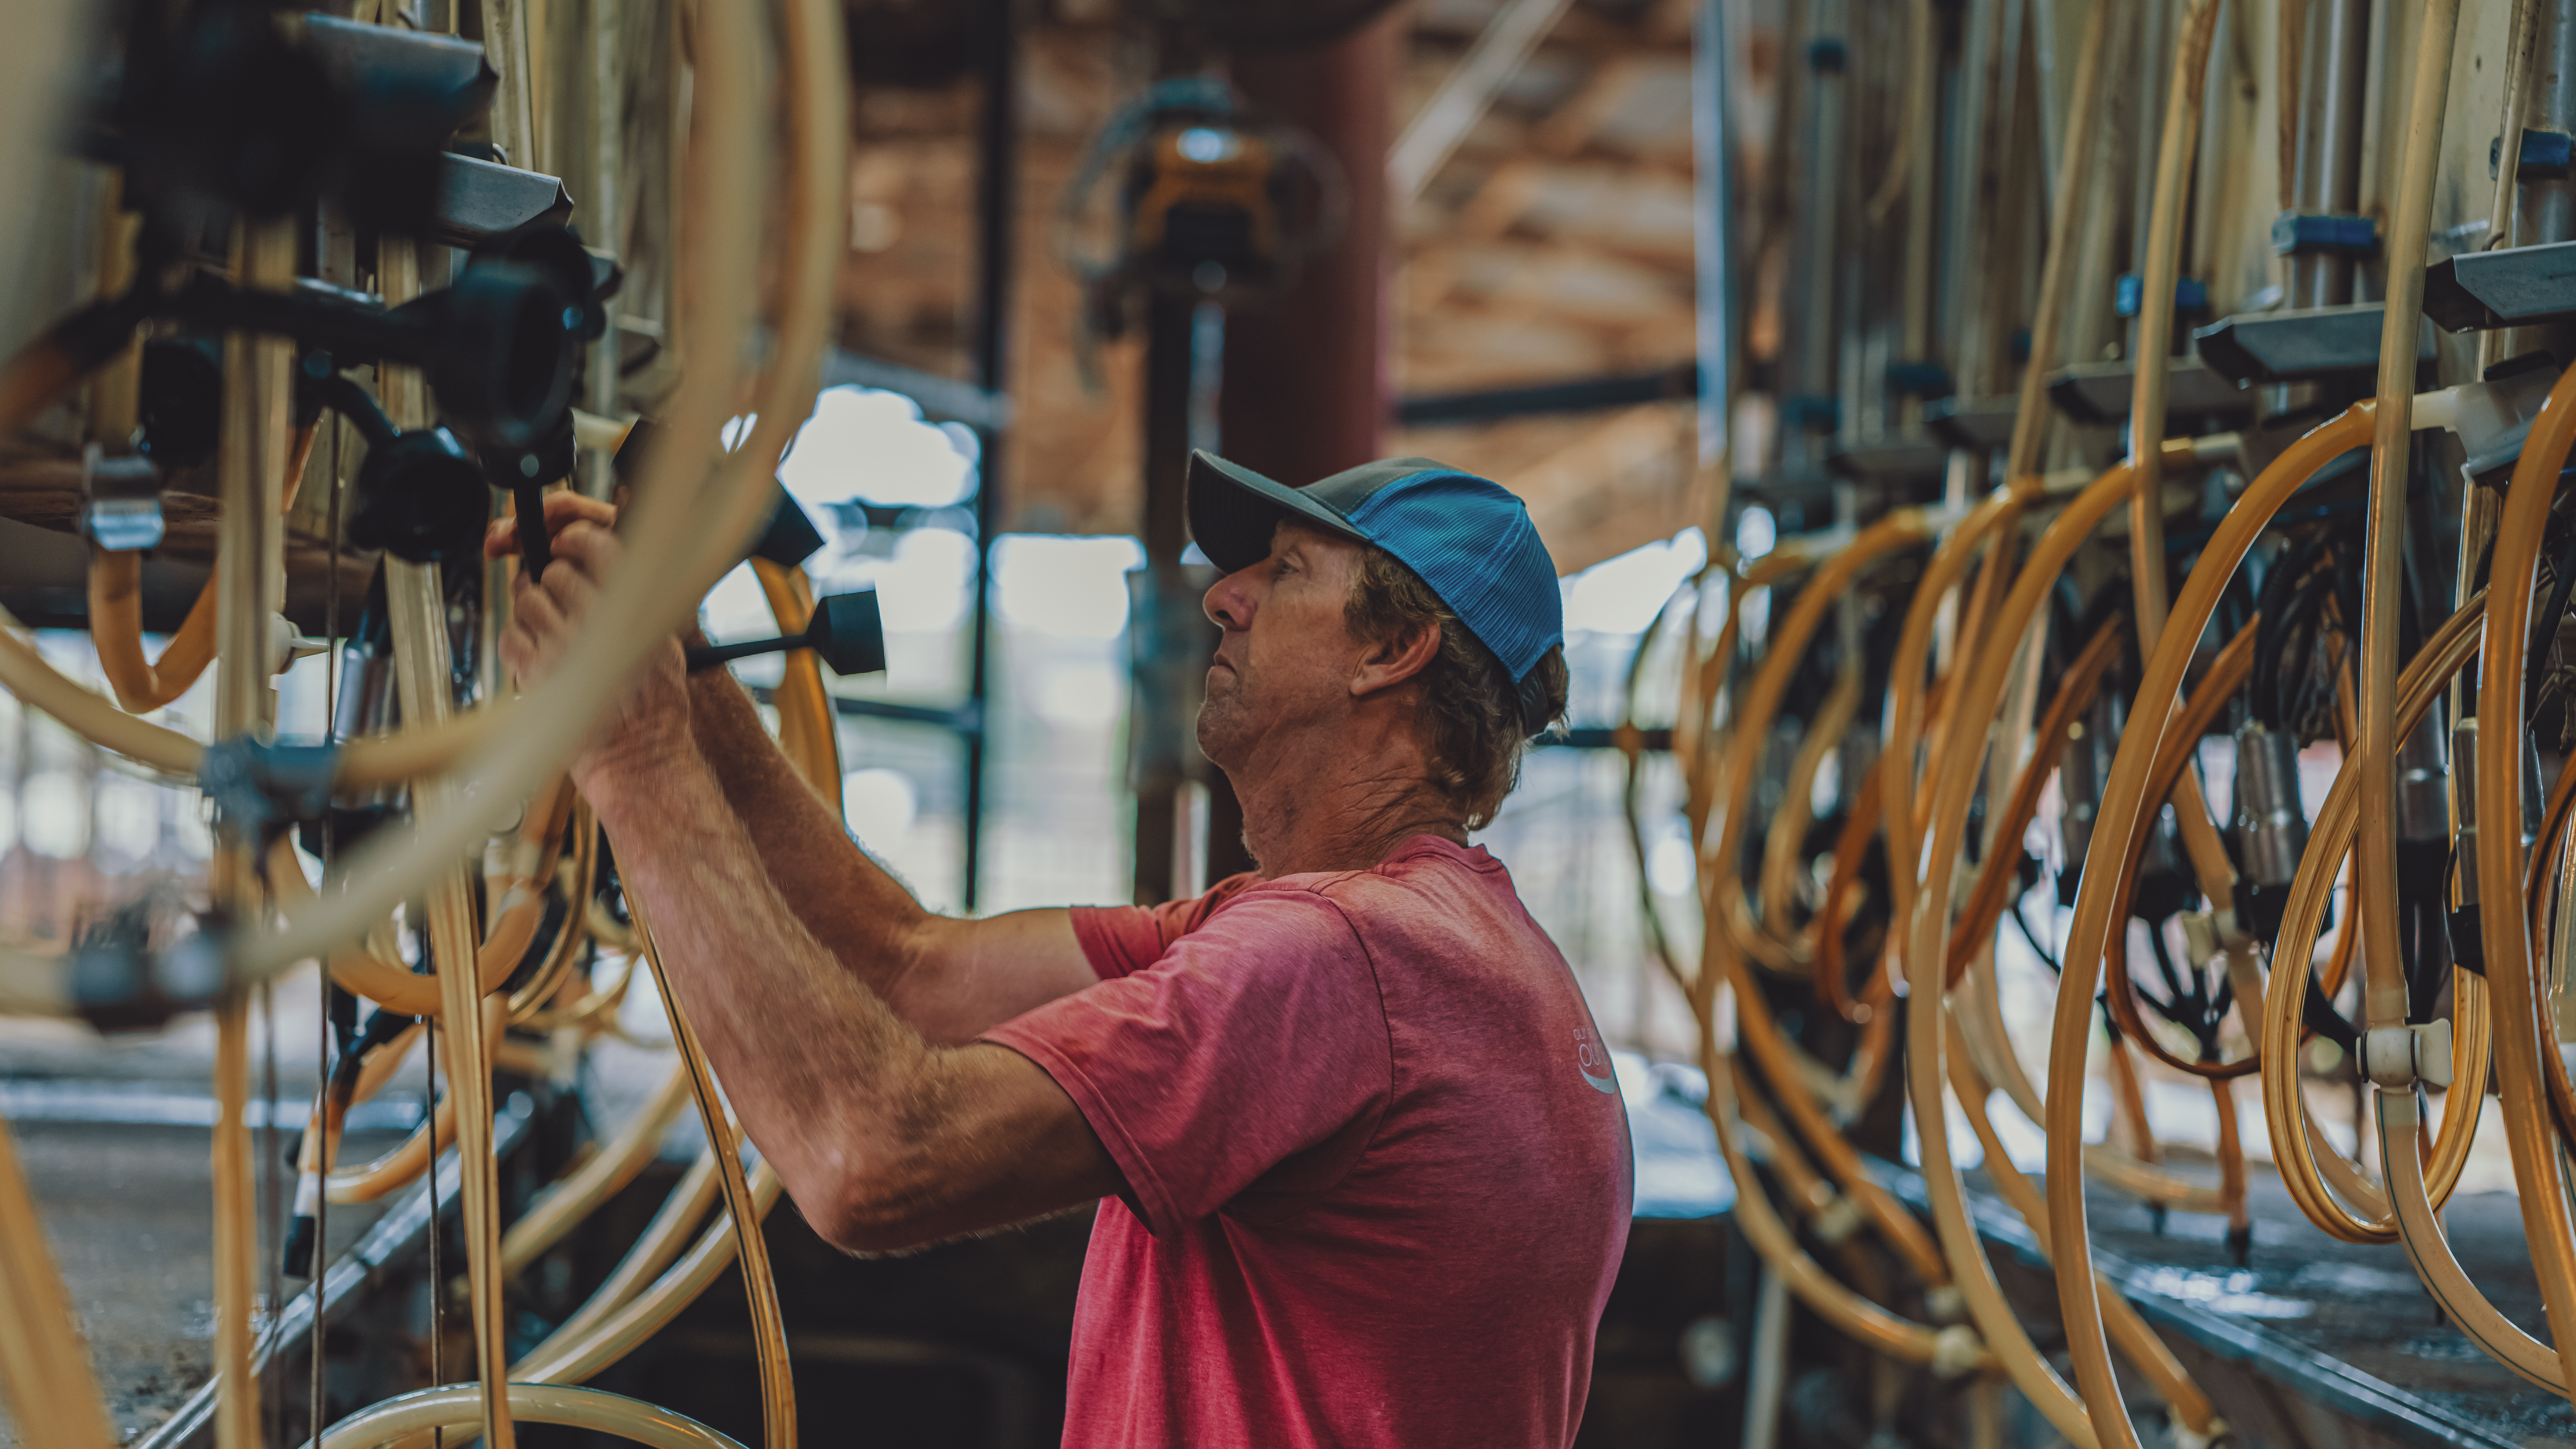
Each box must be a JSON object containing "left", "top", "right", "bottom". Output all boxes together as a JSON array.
[
  {"left": 1221, "top": 15, "right": 1396, "bottom": 491},
  {"left": 1203, "top": 13, "right": 1398, "bottom": 881}
]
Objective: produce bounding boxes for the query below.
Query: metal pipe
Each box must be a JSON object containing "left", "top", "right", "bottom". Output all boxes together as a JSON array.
[
  {"left": 1785, "top": 0, "right": 1846, "bottom": 477},
  {"left": 1739, "top": 1266, "right": 1792, "bottom": 1449},
  {"left": 2519, "top": 0, "right": 2576, "bottom": 249},
  {"left": 1938, "top": 0, "right": 2000, "bottom": 361},
  {"left": 1693, "top": 0, "right": 1740, "bottom": 475},
  {"left": 963, "top": 0, "right": 1019, "bottom": 912},
  {"left": 1131, "top": 291, "right": 1197, "bottom": 905},
  {"left": 2290, "top": 0, "right": 2372, "bottom": 306}
]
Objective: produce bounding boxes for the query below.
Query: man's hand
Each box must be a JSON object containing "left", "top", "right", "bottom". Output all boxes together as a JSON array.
[{"left": 487, "top": 492, "right": 690, "bottom": 794}]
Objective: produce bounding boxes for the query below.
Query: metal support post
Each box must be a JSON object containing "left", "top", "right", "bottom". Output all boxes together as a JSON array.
[{"left": 964, "top": 0, "right": 1019, "bottom": 912}]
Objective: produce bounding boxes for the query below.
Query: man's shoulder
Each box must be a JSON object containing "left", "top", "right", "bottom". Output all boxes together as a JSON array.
[
  {"left": 1146, "top": 837, "right": 1531, "bottom": 965},
  {"left": 1300, "top": 835, "right": 1515, "bottom": 912}
]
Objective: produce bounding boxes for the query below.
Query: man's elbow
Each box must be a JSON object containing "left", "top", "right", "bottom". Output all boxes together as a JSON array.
[{"left": 795, "top": 1154, "right": 949, "bottom": 1255}]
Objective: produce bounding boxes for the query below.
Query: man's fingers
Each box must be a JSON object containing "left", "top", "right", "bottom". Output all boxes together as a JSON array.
[
  {"left": 547, "top": 518, "right": 623, "bottom": 573},
  {"left": 513, "top": 576, "right": 572, "bottom": 640},
  {"left": 542, "top": 491, "right": 616, "bottom": 528},
  {"left": 541, "top": 567, "right": 599, "bottom": 627},
  {"left": 484, "top": 491, "right": 619, "bottom": 559},
  {"left": 498, "top": 617, "right": 539, "bottom": 677}
]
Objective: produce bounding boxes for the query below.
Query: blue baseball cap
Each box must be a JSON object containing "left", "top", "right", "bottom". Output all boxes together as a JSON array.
[{"left": 1187, "top": 449, "right": 1564, "bottom": 735}]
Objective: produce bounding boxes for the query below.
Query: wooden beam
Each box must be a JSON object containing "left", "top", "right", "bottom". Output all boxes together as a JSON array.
[
  {"left": 1388, "top": 0, "right": 1578, "bottom": 202},
  {"left": 1498, "top": 404, "right": 1704, "bottom": 575},
  {"left": 1535, "top": 55, "right": 1650, "bottom": 154}
]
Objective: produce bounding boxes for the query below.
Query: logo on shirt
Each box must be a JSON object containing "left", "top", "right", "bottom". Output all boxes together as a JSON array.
[{"left": 1576, "top": 1026, "right": 1619, "bottom": 1094}]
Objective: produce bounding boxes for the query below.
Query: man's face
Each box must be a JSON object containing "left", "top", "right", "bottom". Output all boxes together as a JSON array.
[{"left": 1197, "top": 522, "right": 1366, "bottom": 771}]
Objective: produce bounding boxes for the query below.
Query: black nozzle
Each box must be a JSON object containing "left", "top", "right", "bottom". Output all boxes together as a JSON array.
[
  {"left": 424, "top": 259, "right": 579, "bottom": 451},
  {"left": 482, "top": 412, "right": 578, "bottom": 579},
  {"left": 347, "top": 427, "right": 488, "bottom": 562},
  {"left": 139, "top": 335, "right": 226, "bottom": 468},
  {"left": 686, "top": 590, "right": 886, "bottom": 678},
  {"left": 751, "top": 490, "right": 827, "bottom": 571},
  {"left": 470, "top": 223, "right": 619, "bottom": 342},
  {"left": 282, "top": 1213, "right": 319, "bottom": 1279}
]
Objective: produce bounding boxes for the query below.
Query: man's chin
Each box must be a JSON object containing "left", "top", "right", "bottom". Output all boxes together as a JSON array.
[{"left": 1194, "top": 701, "right": 1241, "bottom": 770}]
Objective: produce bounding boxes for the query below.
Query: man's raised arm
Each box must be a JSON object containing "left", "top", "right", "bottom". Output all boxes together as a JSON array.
[
  {"left": 496, "top": 511, "right": 1127, "bottom": 1253},
  {"left": 490, "top": 494, "right": 1100, "bottom": 1043}
]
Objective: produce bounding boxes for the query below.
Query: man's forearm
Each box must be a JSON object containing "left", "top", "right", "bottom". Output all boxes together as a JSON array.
[
  {"left": 685, "top": 669, "right": 929, "bottom": 998},
  {"left": 583, "top": 743, "right": 1117, "bottom": 1249},
  {"left": 587, "top": 745, "right": 934, "bottom": 1192},
  {"left": 682, "top": 669, "right": 1099, "bottom": 1043}
]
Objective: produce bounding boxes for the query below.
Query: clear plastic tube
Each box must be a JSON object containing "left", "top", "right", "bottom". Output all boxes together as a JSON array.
[
  {"left": 2476, "top": 354, "right": 2576, "bottom": 1403},
  {"left": 314, "top": 1382, "right": 746, "bottom": 1449}
]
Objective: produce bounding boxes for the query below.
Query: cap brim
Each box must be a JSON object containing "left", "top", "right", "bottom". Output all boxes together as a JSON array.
[{"left": 1186, "top": 450, "right": 1371, "bottom": 573}]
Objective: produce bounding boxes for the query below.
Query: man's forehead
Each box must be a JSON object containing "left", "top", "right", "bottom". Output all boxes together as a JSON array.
[{"left": 1269, "top": 518, "right": 1362, "bottom": 557}]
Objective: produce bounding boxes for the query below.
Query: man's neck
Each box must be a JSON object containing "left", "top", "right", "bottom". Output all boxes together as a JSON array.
[{"left": 1226, "top": 729, "right": 1467, "bottom": 878}]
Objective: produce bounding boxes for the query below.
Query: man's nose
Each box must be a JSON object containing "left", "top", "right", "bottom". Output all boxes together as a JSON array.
[{"left": 1203, "top": 567, "right": 1257, "bottom": 631}]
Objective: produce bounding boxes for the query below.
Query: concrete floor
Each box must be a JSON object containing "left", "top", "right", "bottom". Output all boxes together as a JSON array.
[
  {"left": 0, "top": 1118, "right": 409, "bottom": 1446},
  {"left": 0, "top": 956, "right": 691, "bottom": 1445}
]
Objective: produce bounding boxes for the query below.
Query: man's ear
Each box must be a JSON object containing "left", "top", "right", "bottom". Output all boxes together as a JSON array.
[{"left": 1351, "top": 620, "right": 1442, "bottom": 701}]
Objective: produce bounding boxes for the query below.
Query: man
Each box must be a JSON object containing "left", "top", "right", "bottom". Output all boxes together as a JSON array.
[{"left": 494, "top": 450, "right": 1634, "bottom": 1448}]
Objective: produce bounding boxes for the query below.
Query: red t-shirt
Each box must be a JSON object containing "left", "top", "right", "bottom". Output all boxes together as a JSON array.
[{"left": 981, "top": 835, "right": 1633, "bottom": 1449}]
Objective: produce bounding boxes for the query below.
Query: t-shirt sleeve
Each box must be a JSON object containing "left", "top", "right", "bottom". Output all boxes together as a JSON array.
[
  {"left": 1066, "top": 871, "right": 1267, "bottom": 980},
  {"left": 984, "top": 886, "right": 1392, "bottom": 1236}
]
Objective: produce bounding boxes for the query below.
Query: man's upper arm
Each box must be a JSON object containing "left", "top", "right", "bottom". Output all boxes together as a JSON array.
[
  {"left": 892, "top": 908, "right": 1102, "bottom": 1044},
  {"left": 979, "top": 889, "right": 1393, "bottom": 1237},
  {"left": 825, "top": 1039, "right": 1128, "bottom": 1252}
]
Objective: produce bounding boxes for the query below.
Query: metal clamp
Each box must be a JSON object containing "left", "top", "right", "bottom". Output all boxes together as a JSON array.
[
  {"left": 196, "top": 738, "right": 340, "bottom": 839},
  {"left": 81, "top": 444, "right": 166, "bottom": 552},
  {"left": 2270, "top": 212, "right": 2378, "bottom": 257},
  {"left": 2115, "top": 273, "right": 2211, "bottom": 318},
  {"left": 2493, "top": 127, "right": 2576, "bottom": 180}
]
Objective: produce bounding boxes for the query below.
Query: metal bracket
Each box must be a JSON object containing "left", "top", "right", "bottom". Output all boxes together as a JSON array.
[
  {"left": 2423, "top": 238, "right": 2576, "bottom": 332},
  {"left": 2047, "top": 356, "right": 2252, "bottom": 427},
  {"left": 2192, "top": 304, "right": 2431, "bottom": 387}
]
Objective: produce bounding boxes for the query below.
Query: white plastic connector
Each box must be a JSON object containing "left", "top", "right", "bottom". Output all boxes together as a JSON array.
[
  {"left": 549, "top": 1025, "right": 584, "bottom": 1088},
  {"left": 1928, "top": 1324, "right": 1985, "bottom": 1379},
  {"left": 1812, "top": 1195, "right": 1864, "bottom": 1244},
  {"left": 2363, "top": 1020, "right": 2454, "bottom": 1088},
  {"left": 2170, "top": 1415, "right": 2232, "bottom": 1449},
  {"left": 268, "top": 613, "right": 300, "bottom": 676},
  {"left": 2210, "top": 907, "right": 2249, "bottom": 951},
  {"left": 1923, "top": 1284, "right": 1967, "bottom": 1324},
  {"left": 2177, "top": 910, "right": 2221, "bottom": 969},
  {"left": 2418, "top": 368, "right": 2555, "bottom": 460}
]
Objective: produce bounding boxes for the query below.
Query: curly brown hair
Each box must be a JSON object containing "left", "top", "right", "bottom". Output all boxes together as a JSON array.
[{"left": 1343, "top": 543, "right": 1570, "bottom": 830}]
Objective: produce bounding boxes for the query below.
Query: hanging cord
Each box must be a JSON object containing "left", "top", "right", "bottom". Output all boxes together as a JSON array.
[
  {"left": 2475, "top": 356, "right": 2576, "bottom": 1403},
  {"left": 424, "top": 998, "right": 443, "bottom": 1449},
  {"left": 261, "top": 978, "right": 283, "bottom": 1445},
  {"left": 311, "top": 400, "right": 347, "bottom": 1445}
]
